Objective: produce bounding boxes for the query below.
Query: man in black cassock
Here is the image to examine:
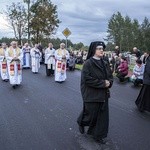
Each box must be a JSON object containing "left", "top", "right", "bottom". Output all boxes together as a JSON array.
[{"left": 77, "top": 41, "right": 113, "bottom": 144}]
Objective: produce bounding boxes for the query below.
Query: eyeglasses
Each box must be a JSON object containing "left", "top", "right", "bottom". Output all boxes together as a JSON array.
[{"left": 96, "top": 48, "right": 103, "bottom": 50}]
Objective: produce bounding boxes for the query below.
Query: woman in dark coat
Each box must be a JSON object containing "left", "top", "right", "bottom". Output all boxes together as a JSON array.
[
  {"left": 77, "top": 41, "right": 113, "bottom": 144},
  {"left": 135, "top": 53, "right": 150, "bottom": 112}
]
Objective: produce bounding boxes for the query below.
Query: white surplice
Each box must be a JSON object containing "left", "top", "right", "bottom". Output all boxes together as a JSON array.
[
  {"left": 55, "top": 48, "right": 69, "bottom": 82},
  {"left": 0, "top": 48, "right": 9, "bottom": 80},
  {"left": 30, "top": 48, "right": 41, "bottom": 73},
  {"left": 22, "top": 46, "right": 31, "bottom": 68},
  {"left": 6, "top": 47, "right": 23, "bottom": 85},
  {"left": 45, "top": 48, "right": 55, "bottom": 70}
]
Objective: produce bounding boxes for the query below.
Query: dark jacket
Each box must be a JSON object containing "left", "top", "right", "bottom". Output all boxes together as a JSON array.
[
  {"left": 81, "top": 57, "right": 113, "bottom": 102},
  {"left": 143, "top": 55, "right": 150, "bottom": 85},
  {"left": 118, "top": 61, "right": 128, "bottom": 75},
  {"left": 136, "top": 50, "right": 141, "bottom": 58},
  {"left": 115, "top": 49, "right": 120, "bottom": 56}
]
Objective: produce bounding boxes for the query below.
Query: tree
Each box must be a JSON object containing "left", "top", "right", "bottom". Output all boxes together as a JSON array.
[
  {"left": 107, "top": 12, "right": 149, "bottom": 52},
  {"left": 107, "top": 12, "right": 125, "bottom": 49},
  {"left": 106, "top": 42, "right": 115, "bottom": 51},
  {"left": 29, "top": 0, "right": 60, "bottom": 43},
  {"left": 140, "top": 17, "right": 150, "bottom": 51},
  {"left": 123, "top": 16, "right": 132, "bottom": 51},
  {"left": 0, "top": 37, "right": 29, "bottom": 46},
  {"left": 74, "top": 42, "right": 84, "bottom": 50},
  {"left": 5, "top": 2, "right": 27, "bottom": 45},
  {"left": 131, "top": 19, "right": 141, "bottom": 48},
  {"left": 39, "top": 37, "right": 74, "bottom": 49},
  {"left": 0, "top": 37, "right": 16, "bottom": 45}
]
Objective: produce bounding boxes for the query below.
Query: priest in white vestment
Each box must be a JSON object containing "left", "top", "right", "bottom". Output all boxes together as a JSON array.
[
  {"left": 0, "top": 43, "right": 9, "bottom": 81},
  {"left": 6, "top": 41, "right": 23, "bottom": 88},
  {"left": 22, "top": 43, "right": 31, "bottom": 69},
  {"left": 45, "top": 43, "right": 55, "bottom": 76},
  {"left": 30, "top": 44, "right": 41, "bottom": 73},
  {"left": 55, "top": 43, "right": 69, "bottom": 83}
]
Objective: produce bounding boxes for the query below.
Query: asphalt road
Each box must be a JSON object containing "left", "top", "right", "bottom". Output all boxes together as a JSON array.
[{"left": 0, "top": 65, "right": 150, "bottom": 150}]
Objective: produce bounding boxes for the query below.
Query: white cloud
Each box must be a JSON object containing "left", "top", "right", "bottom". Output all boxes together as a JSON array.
[{"left": 0, "top": 16, "right": 9, "bottom": 30}]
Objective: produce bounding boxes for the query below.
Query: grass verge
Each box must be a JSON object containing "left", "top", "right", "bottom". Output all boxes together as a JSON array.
[{"left": 75, "top": 64, "right": 83, "bottom": 70}]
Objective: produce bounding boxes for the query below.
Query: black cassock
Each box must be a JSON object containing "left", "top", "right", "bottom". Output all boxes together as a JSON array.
[
  {"left": 135, "top": 85, "right": 150, "bottom": 112},
  {"left": 45, "top": 64, "right": 54, "bottom": 76},
  {"left": 135, "top": 55, "right": 150, "bottom": 112},
  {"left": 77, "top": 57, "right": 113, "bottom": 140}
]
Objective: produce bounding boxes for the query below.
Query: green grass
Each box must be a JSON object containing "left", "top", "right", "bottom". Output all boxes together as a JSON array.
[
  {"left": 75, "top": 64, "right": 134, "bottom": 72},
  {"left": 129, "top": 64, "right": 134, "bottom": 71},
  {"left": 75, "top": 64, "right": 83, "bottom": 70}
]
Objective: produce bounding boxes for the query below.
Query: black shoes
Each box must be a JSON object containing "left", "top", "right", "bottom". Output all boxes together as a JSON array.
[
  {"left": 138, "top": 108, "right": 144, "bottom": 113},
  {"left": 33, "top": 72, "right": 38, "bottom": 74},
  {"left": 56, "top": 81, "right": 63, "bottom": 84},
  {"left": 94, "top": 138, "right": 106, "bottom": 144},
  {"left": 12, "top": 85, "right": 16, "bottom": 89},
  {"left": 98, "top": 139, "right": 106, "bottom": 144},
  {"left": 12, "top": 84, "right": 20, "bottom": 89},
  {"left": 2, "top": 79, "right": 9, "bottom": 82},
  {"left": 79, "top": 125, "right": 85, "bottom": 134}
]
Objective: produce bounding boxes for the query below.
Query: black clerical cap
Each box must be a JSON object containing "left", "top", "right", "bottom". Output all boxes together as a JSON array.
[{"left": 86, "top": 41, "right": 106, "bottom": 60}]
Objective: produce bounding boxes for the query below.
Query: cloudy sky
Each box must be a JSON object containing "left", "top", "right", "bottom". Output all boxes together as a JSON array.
[{"left": 0, "top": 0, "right": 150, "bottom": 45}]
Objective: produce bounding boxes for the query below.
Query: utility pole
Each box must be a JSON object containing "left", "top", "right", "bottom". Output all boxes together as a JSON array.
[
  {"left": 24, "top": 0, "right": 30, "bottom": 43},
  {"left": 66, "top": 37, "right": 68, "bottom": 49},
  {"left": 27, "top": 0, "right": 30, "bottom": 43}
]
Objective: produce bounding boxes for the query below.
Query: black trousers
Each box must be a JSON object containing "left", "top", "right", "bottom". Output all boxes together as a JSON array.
[
  {"left": 77, "top": 100, "right": 109, "bottom": 140},
  {"left": 117, "top": 72, "right": 127, "bottom": 82},
  {"left": 133, "top": 79, "right": 143, "bottom": 86},
  {"left": 45, "top": 64, "right": 54, "bottom": 76}
]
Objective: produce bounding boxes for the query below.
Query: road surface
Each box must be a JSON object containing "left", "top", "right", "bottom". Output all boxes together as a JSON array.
[{"left": 0, "top": 65, "right": 150, "bottom": 150}]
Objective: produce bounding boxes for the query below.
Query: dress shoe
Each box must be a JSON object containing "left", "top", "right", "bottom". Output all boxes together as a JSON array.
[
  {"left": 3, "top": 79, "right": 8, "bottom": 82},
  {"left": 12, "top": 85, "right": 16, "bottom": 89},
  {"left": 94, "top": 138, "right": 106, "bottom": 144},
  {"left": 79, "top": 125, "right": 84, "bottom": 134},
  {"left": 138, "top": 108, "right": 144, "bottom": 113},
  {"left": 99, "top": 139, "right": 106, "bottom": 144}
]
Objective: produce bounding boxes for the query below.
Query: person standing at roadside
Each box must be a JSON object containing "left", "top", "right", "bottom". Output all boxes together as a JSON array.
[
  {"left": 55, "top": 43, "right": 69, "bottom": 83},
  {"left": 77, "top": 41, "right": 113, "bottom": 144},
  {"left": 6, "top": 41, "right": 23, "bottom": 89},
  {"left": 45, "top": 43, "right": 55, "bottom": 76},
  {"left": 135, "top": 53, "right": 150, "bottom": 112},
  {"left": 0, "top": 43, "right": 9, "bottom": 82}
]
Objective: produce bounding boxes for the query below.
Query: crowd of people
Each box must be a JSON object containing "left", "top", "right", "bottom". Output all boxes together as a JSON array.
[
  {"left": 108, "top": 46, "right": 149, "bottom": 87},
  {"left": 0, "top": 41, "right": 72, "bottom": 89},
  {"left": 0, "top": 40, "right": 150, "bottom": 145}
]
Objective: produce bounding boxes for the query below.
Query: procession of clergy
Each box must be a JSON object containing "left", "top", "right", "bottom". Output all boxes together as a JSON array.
[{"left": 0, "top": 41, "right": 70, "bottom": 89}]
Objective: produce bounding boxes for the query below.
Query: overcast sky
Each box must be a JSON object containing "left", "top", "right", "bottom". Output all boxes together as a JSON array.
[{"left": 0, "top": 0, "right": 150, "bottom": 45}]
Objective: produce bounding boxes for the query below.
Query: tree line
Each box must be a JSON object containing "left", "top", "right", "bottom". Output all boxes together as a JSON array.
[
  {"left": 106, "top": 12, "right": 150, "bottom": 52},
  {"left": 0, "top": 37, "right": 88, "bottom": 51},
  {"left": 2, "top": 1, "right": 150, "bottom": 52}
]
